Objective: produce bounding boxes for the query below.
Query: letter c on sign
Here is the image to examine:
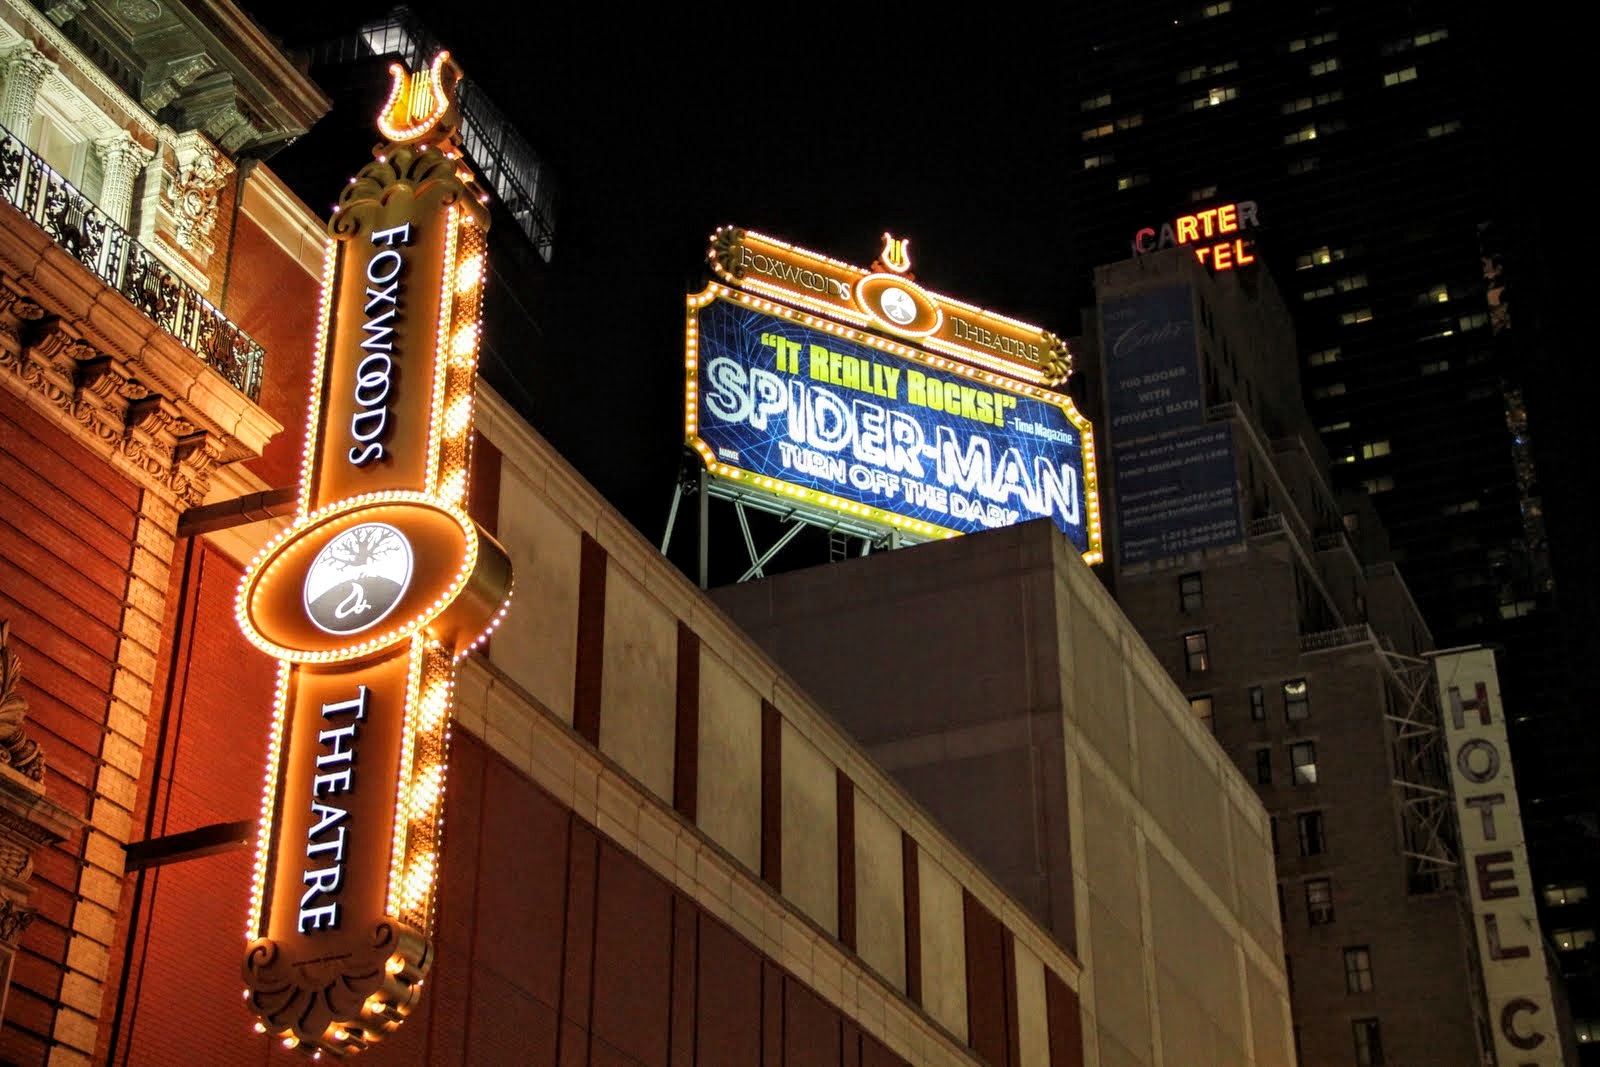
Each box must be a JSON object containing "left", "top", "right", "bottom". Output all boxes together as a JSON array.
[
  {"left": 1134, "top": 227, "right": 1156, "bottom": 253},
  {"left": 1500, "top": 998, "right": 1544, "bottom": 1050}
]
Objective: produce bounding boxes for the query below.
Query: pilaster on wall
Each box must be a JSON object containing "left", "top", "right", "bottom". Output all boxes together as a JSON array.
[{"left": 47, "top": 490, "right": 177, "bottom": 1066}]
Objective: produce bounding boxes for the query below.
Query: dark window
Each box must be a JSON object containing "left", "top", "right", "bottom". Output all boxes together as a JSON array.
[
  {"left": 1353, "top": 1017, "right": 1385, "bottom": 1064},
  {"left": 1190, "top": 695, "right": 1215, "bottom": 732},
  {"left": 1297, "top": 811, "right": 1325, "bottom": 856},
  {"left": 1290, "top": 741, "right": 1318, "bottom": 785},
  {"left": 1255, "top": 748, "right": 1272, "bottom": 785},
  {"left": 1249, "top": 685, "right": 1266, "bottom": 721},
  {"left": 1270, "top": 815, "right": 1279, "bottom": 855},
  {"left": 1284, "top": 678, "right": 1310, "bottom": 720},
  {"left": 1306, "top": 877, "right": 1334, "bottom": 924},
  {"left": 1344, "top": 946, "right": 1374, "bottom": 993},
  {"left": 1184, "top": 631, "right": 1210, "bottom": 673},
  {"left": 1180, "top": 571, "right": 1204, "bottom": 613}
]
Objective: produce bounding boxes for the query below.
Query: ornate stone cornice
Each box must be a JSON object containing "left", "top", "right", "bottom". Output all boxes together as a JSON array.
[{"left": 0, "top": 209, "right": 280, "bottom": 503}]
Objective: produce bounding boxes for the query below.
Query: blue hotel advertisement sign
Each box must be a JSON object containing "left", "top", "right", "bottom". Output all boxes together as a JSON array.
[
  {"left": 1114, "top": 423, "right": 1241, "bottom": 565},
  {"left": 692, "top": 295, "right": 1094, "bottom": 552},
  {"left": 1102, "top": 284, "right": 1203, "bottom": 440}
]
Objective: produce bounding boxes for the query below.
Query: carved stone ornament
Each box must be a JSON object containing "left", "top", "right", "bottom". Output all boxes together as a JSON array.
[
  {"left": 169, "top": 137, "right": 234, "bottom": 256},
  {"left": 0, "top": 897, "right": 36, "bottom": 944},
  {"left": 0, "top": 622, "right": 47, "bottom": 784}
]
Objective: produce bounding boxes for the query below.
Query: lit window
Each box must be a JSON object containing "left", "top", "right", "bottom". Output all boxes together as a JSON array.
[
  {"left": 1081, "top": 93, "right": 1112, "bottom": 111},
  {"left": 1284, "top": 678, "right": 1310, "bottom": 721},
  {"left": 1249, "top": 686, "right": 1266, "bottom": 722},
  {"left": 1310, "top": 57, "right": 1340, "bottom": 76},
  {"left": 1306, "top": 877, "right": 1334, "bottom": 923},
  {"left": 1340, "top": 308, "right": 1374, "bottom": 325},
  {"left": 1344, "top": 946, "right": 1374, "bottom": 992},
  {"left": 1290, "top": 741, "right": 1318, "bottom": 785},
  {"left": 1544, "top": 882, "right": 1591, "bottom": 907},
  {"left": 1307, "top": 347, "right": 1341, "bottom": 365},
  {"left": 1415, "top": 28, "right": 1448, "bottom": 46},
  {"left": 1178, "top": 64, "right": 1208, "bottom": 84},
  {"left": 1190, "top": 695, "right": 1215, "bottom": 732},
  {"left": 1336, "top": 273, "right": 1368, "bottom": 292},
  {"left": 1426, "top": 284, "right": 1450, "bottom": 303},
  {"left": 1184, "top": 631, "right": 1210, "bottom": 673},
  {"left": 1116, "top": 113, "right": 1144, "bottom": 130},
  {"left": 1180, "top": 572, "right": 1204, "bottom": 613},
  {"left": 1360, "top": 440, "right": 1391, "bottom": 459},
  {"left": 1284, "top": 125, "right": 1318, "bottom": 145},
  {"left": 1116, "top": 173, "right": 1149, "bottom": 190},
  {"left": 1458, "top": 311, "right": 1489, "bottom": 331},
  {"left": 1255, "top": 748, "right": 1272, "bottom": 784},
  {"left": 1082, "top": 122, "right": 1115, "bottom": 141},
  {"left": 1420, "top": 360, "right": 1450, "bottom": 375},
  {"left": 1312, "top": 382, "right": 1346, "bottom": 398},
  {"left": 1297, "top": 247, "right": 1332, "bottom": 269},
  {"left": 1576, "top": 1018, "right": 1597, "bottom": 1042},
  {"left": 1195, "top": 86, "right": 1239, "bottom": 108},
  {"left": 1083, "top": 153, "right": 1115, "bottom": 170},
  {"left": 1554, "top": 928, "right": 1596, "bottom": 951},
  {"left": 1318, "top": 420, "right": 1351, "bottom": 433},
  {"left": 1283, "top": 96, "right": 1313, "bottom": 114},
  {"left": 1353, "top": 1018, "right": 1385, "bottom": 1065},
  {"left": 1287, "top": 156, "right": 1321, "bottom": 175},
  {"left": 1442, "top": 499, "right": 1480, "bottom": 515},
  {"left": 1297, "top": 810, "right": 1326, "bottom": 855},
  {"left": 1383, "top": 66, "right": 1418, "bottom": 86},
  {"left": 1499, "top": 599, "right": 1537, "bottom": 619},
  {"left": 1189, "top": 185, "right": 1219, "bottom": 202},
  {"left": 1363, "top": 475, "right": 1395, "bottom": 494},
  {"left": 1202, "top": 1, "right": 1232, "bottom": 15},
  {"left": 1302, "top": 285, "right": 1335, "bottom": 301},
  {"left": 1427, "top": 119, "right": 1462, "bottom": 138}
]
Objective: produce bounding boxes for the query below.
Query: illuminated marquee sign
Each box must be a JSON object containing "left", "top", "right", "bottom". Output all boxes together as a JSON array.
[
  {"left": 235, "top": 53, "right": 513, "bottom": 1057},
  {"left": 1131, "top": 200, "right": 1260, "bottom": 271},
  {"left": 687, "top": 284, "right": 1102, "bottom": 556},
  {"left": 1433, "top": 647, "right": 1569, "bottom": 1066}
]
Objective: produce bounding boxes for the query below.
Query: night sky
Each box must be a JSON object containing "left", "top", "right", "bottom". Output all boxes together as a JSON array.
[{"left": 249, "top": 6, "right": 1587, "bottom": 596}]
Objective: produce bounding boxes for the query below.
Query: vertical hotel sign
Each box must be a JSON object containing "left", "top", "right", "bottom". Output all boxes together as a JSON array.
[
  {"left": 234, "top": 53, "right": 512, "bottom": 1056},
  {"left": 1433, "top": 646, "right": 1570, "bottom": 1065}
]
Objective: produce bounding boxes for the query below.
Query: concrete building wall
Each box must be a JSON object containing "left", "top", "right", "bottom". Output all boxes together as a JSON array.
[{"left": 712, "top": 517, "right": 1295, "bottom": 1067}]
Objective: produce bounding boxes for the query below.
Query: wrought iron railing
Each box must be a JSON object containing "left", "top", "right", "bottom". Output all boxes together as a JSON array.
[
  {"left": 1300, "top": 623, "right": 1376, "bottom": 652},
  {"left": 0, "top": 128, "right": 264, "bottom": 401}
]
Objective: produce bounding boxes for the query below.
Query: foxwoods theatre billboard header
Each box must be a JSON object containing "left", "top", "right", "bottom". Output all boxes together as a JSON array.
[{"left": 686, "top": 228, "right": 1103, "bottom": 561}]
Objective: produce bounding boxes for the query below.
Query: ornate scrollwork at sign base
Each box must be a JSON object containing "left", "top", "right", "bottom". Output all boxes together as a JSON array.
[
  {"left": 709, "top": 225, "right": 747, "bottom": 280},
  {"left": 1039, "top": 331, "right": 1074, "bottom": 386},
  {"left": 0, "top": 622, "right": 45, "bottom": 783},
  {"left": 243, "top": 919, "right": 432, "bottom": 1050},
  {"left": 329, "top": 142, "right": 485, "bottom": 242}
]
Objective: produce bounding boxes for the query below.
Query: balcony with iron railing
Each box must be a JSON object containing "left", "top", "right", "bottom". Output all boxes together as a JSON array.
[
  {"left": 1300, "top": 622, "right": 1391, "bottom": 654},
  {"left": 0, "top": 126, "right": 264, "bottom": 401}
]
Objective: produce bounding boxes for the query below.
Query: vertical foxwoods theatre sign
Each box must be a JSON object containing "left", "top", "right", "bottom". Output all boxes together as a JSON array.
[
  {"left": 689, "top": 228, "right": 1103, "bottom": 560},
  {"left": 234, "top": 53, "right": 512, "bottom": 1057}
]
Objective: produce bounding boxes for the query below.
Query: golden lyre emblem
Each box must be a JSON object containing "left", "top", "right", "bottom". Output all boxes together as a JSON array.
[{"left": 880, "top": 232, "right": 912, "bottom": 274}]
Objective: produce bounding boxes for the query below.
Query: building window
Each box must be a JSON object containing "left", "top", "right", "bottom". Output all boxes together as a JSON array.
[
  {"left": 1426, "top": 119, "right": 1462, "bottom": 138},
  {"left": 1184, "top": 631, "right": 1210, "bottom": 673},
  {"left": 1117, "top": 113, "right": 1144, "bottom": 130},
  {"left": 1420, "top": 359, "right": 1450, "bottom": 376},
  {"left": 1544, "top": 882, "right": 1590, "bottom": 907},
  {"left": 1082, "top": 122, "right": 1115, "bottom": 141},
  {"left": 1178, "top": 64, "right": 1208, "bottom": 84},
  {"left": 1116, "top": 172, "right": 1150, "bottom": 191},
  {"left": 1289, "top": 30, "right": 1339, "bottom": 51},
  {"left": 1554, "top": 928, "right": 1596, "bottom": 952},
  {"left": 1255, "top": 748, "right": 1273, "bottom": 785},
  {"left": 1284, "top": 125, "right": 1318, "bottom": 145},
  {"left": 1270, "top": 816, "right": 1279, "bottom": 855},
  {"left": 1180, "top": 572, "right": 1204, "bottom": 613},
  {"left": 1383, "top": 66, "right": 1418, "bottom": 87},
  {"left": 1302, "top": 285, "right": 1335, "bottom": 301},
  {"left": 1307, "top": 347, "right": 1341, "bottom": 365},
  {"left": 1290, "top": 741, "right": 1318, "bottom": 785},
  {"left": 1202, "top": 0, "right": 1232, "bottom": 15},
  {"left": 1458, "top": 311, "right": 1489, "bottom": 331},
  {"left": 1425, "top": 283, "right": 1450, "bottom": 303},
  {"left": 1081, "top": 93, "right": 1112, "bottom": 111},
  {"left": 1249, "top": 686, "right": 1266, "bottom": 721},
  {"left": 1312, "top": 382, "right": 1346, "bottom": 399},
  {"left": 1309, "top": 57, "right": 1340, "bottom": 76},
  {"left": 1297, "top": 810, "right": 1325, "bottom": 855},
  {"left": 1284, "top": 678, "right": 1310, "bottom": 720},
  {"left": 1575, "top": 1018, "right": 1597, "bottom": 1043},
  {"left": 1288, "top": 156, "right": 1321, "bottom": 175},
  {"left": 1189, "top": 184, "right": 1219, "bottom": 202},
  {"left": 1306, "top": 877, "right": 1334, "bottom": 924},
  {"left": 1344, "top": 946, "right": 1373, "bottom": 992},
  {"left": 1190, "top": 695, "right": 1215, "bottom": 732},
  {"left": 1353, "top": 1018, "right": 1385, "bottom": 1065},
  {"left": 1083, "top": 153, "right": 1115, "bottom": 170},
  {"left": 1361, "top": 440, "right": 1391, "bottom": 459},
  {"left": 1363, "top": 475, "right": 1395, "bottom": 494},
  {"left": 1336, "top": 273, "right": 1369, "bottom": 292},
  {"left": 1340, "top": 308, "right": 1374, "bottom": 325}
]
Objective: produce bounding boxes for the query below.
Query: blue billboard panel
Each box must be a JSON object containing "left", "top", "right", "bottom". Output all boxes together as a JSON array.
[
  {"left": 690, "top": 294, "right": 1097, "bottom": 553},
  {"left": 1113, "top": 423, "right": 1240, "bottom": 565},
  {"left": 1102, "top": 285, "right": 1202, "bottom": 440}
]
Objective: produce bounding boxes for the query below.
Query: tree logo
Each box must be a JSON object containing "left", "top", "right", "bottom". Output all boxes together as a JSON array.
[{"left": 302, "top": 522, "right": 414, "bottom": 635}]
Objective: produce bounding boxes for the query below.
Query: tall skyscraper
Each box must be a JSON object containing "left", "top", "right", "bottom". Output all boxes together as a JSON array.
[{"left": 1061, "top": 2, "right": 1596, "bottom": 1052}]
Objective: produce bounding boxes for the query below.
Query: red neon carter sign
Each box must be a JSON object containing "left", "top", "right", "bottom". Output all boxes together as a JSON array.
[{"left": 1132, "top": 200, "right": 1260, "bottom": 271}]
